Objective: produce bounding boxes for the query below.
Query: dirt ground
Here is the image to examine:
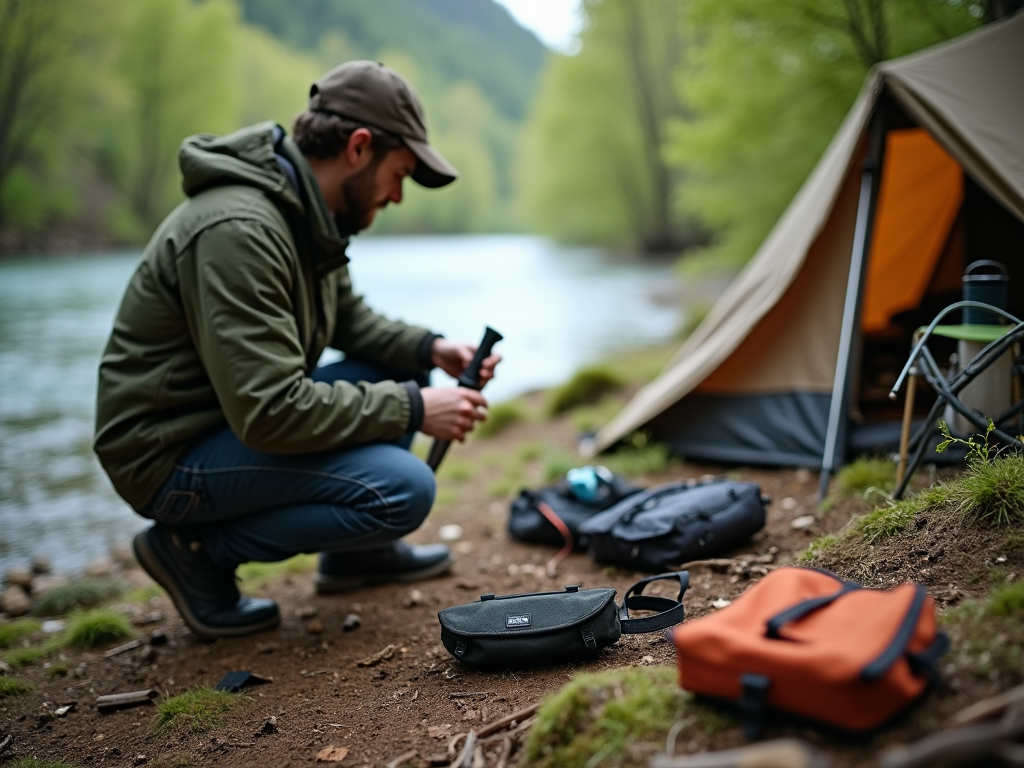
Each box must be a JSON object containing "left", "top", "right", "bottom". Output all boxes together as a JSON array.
[{"left": 1, "top": 404, "right": 1020, "bottom": 768}]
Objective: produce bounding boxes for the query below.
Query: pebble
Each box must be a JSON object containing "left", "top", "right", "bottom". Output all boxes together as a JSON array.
[
  {"left": 297, "top": 606, "right": 318, "bottom": 620},
  {"left": 260, "top": 715, "right": 278, "bottom": 735},
  {"left": 405, "top": 589, "right": 424, "bottom": 608},
  {"left": 149, "top": 629, "right": 168, "bottom": 646},
  {"left": 342, "top": 613, "right": 362, "bottom": 632},
  {"left": 30, "top": 556, "right": 51, "bottom": 575},
  {"left": 780, "top": 497, "right": 798, "bottom": 511},
  {"left": 795, "top": 468, "right": 812, "bottom": 484},
  {"left": 438, "top": 524, "right": 463, "bottom": 542},
  {"left": 0, "top": 585, "right": 31, "bottom": 616},
  {"left": 790, "top": 515, "right": 816, "bottom": 530},
  {"left": 133, "top": 755, "right": 148, "bottom": 767},
  {"left": 41, "top": 620, "right": 65, "bottom": 634},
  {"left": 306, "top": 619, "right": 324, "bottom": 635},
  {"left": 4, "top": 568, "right": 33, "bottom": 590},
  {"left": 711, "top": 598, "right": 732, "bottom": 609},
  {"left": 30, "top": 575, "right": 69, "bottom": 596},
  {"left": 85, "top": 558, "right": 115, "bottom": 578}
]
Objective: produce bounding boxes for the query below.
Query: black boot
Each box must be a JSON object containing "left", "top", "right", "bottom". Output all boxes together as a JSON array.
[
  {"left": 133, "top": 524, "right": 279, "bottom": 639},
  {"left": 315, "top": 540, "right": 452, "bottom": 594}
]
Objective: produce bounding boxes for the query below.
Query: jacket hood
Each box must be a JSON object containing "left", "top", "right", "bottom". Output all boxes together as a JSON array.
[{"left": 178, "top": 122, "right": 349, "bottom": 275}]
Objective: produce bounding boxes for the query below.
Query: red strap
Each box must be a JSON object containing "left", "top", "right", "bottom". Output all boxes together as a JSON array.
[{"left": 536, "top": 501, "right": 574, "bottom": 577}]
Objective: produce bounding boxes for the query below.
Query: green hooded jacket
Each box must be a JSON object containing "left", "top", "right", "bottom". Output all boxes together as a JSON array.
[{"left": 94, "top": 122, "right": 432, "bottom": 511}]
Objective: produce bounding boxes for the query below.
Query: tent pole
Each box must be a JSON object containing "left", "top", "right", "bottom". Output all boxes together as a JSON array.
[{"left": 818, "top": 104, "right": 888, "bottom": 498}]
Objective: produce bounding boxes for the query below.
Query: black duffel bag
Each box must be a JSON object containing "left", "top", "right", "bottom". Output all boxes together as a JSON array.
[
  {"left": 578, "top": 478, "right": 769, "bottom": 572},
  {"left": 438, "top": 571, "right": 689, "bottom": 667},
  {"left": 508, "top": 466, "right": 642, "bottom": 549}
]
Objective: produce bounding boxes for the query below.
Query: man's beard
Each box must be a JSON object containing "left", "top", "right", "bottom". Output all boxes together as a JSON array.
[{"left": 334, "top": 161, "right": 381, "bottom": 235}]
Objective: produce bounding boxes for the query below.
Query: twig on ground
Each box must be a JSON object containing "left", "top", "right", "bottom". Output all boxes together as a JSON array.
[
  {"left": 947, "top": 684, "right": 1024, "bottom": 727},
  {"left": 495, "top": 736, "right": 512, "bottom": 768},
  {"left": 386, "top": 748, "right": 418, "bottom": 768},
  {"left": 103, "top": 639, "right": 142, "bottom": 658},
  {"left": 477, "top": 704, "right": 540, "bottom": 738},
  {"left": 449, "top": 730, "right": 477, "bottom": 768}
]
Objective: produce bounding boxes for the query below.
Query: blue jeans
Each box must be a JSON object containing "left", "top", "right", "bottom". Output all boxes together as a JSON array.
[{"left": 142, "top": 360, "right": 435, "bottom": 568}]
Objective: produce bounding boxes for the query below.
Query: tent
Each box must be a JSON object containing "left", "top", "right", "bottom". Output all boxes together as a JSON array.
[{"left": 591, "top": 14, "right": 1024, "bottom": 484}]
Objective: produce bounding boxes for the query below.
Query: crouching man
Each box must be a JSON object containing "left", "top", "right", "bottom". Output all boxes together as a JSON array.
[{"left": 93, "top": 61, "right": 498, "bottom": 638}]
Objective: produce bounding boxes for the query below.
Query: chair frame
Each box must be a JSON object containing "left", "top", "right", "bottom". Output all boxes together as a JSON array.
[{"left": 890, "top": 301, "right": 1024, "bottom": 499}]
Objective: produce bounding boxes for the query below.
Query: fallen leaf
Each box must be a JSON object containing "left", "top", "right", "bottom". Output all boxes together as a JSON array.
[
  {"left": 315, "top": 745, "right": 349, "bottom": 762},
  {"left": 357, "top": 644, "right": 397, "bottom": 667}
]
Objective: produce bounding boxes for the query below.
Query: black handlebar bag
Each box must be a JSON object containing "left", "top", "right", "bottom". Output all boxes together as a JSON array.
[
  {"left": 437, "top": 572, "right": 689, "bottom": 667},
  {"left": 578, "top": 479, "right": 768, "bottom": 572}
]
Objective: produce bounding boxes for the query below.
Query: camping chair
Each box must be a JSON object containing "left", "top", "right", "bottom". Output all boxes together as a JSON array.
[{"left": 891, "top": 301, "right": 1024, "bottom": 499}]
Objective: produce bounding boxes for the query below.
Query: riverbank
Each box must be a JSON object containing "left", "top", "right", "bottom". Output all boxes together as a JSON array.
[{"left": 1, "top": 347, "right": 1021, "bottom": 768}]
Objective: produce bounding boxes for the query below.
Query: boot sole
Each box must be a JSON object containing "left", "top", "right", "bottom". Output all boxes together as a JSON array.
[
  {"left": 314, "top": 553, "right": 454, "bottom": 595},
  {"left": 133, "top": 531, "right": 280, "bottom": 640}
]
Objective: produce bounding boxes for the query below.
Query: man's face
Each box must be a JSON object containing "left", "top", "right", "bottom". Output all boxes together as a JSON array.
[{"left": 337, "top": 146, "right": 417, "bottom": 233}]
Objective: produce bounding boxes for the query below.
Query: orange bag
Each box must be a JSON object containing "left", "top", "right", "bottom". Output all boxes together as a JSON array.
[{"left": 672, "top": 567, "right": 948, "bottom": 735}]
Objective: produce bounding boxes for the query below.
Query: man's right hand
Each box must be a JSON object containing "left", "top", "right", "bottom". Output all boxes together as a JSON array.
[{"left": 420, "top": 387, "right": 488, "bottom": 442}]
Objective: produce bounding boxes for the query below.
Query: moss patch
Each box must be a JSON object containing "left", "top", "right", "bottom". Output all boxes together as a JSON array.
[
  {"left": 2, "top": 633, "right": 68, "bottom": 668},
  {"left": 943, "top": 581, "right": 1024, "bottom": 685},
  {"left": 0, "top": 618, "right": 42, "bottom": 648},
  {"left": 521, "top": 666, "right": 703, "bottom": 768},
  {"left": 65, "top": 608, "right": 132, "bottom": 649},
  {"left": 0, "top": 676, "right": 34, "bottom": 698},
  {"left": 154, "top": 686, "right": 245, "bottom": 733}
]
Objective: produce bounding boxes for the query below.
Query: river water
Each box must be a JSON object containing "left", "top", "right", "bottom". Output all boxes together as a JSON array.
[{"left": 0, "top": 234, "right": 683, "bottom": 574}]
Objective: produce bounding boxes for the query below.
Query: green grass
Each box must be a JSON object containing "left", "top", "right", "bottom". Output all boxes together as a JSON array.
[
  {"left": 521, "top": 667, "right": 728, "bottom": 768},
  {"left": 437, "top": 458, "right": 477, "bottom": 483},
  {"left": 0, "top": 618, "right": 42, "bottom": 648},
  {"left": 603, "top": 443, "right": 676, "bottom": 478},
  {"left": 548, "top": 365, "right": 625, "bottom": 416},
  {"left": 516, "top": 441, "right": 545, "bottom": 462},
  {"left": 6, "top": 761, "right": 75, "bottom": 768},
  {"left": 238, "top": 553, "right": 316, "bottom": 591},
  {"left": 0, "top": 676, "right": 34, "bottom": 698},
  {"left": 569, "top": 395, "right": 625, "bottom": 434},
  {"left": 154, "top": 686, "right": 245, "bottom": 733},
  {"left": 31, "top": 578, "right": 122, "bottom": 616},
  {"left": 943, "top": 581, "right": 1024, "bottom": 683},
  {"left": 2, "top": 634, "right": 68, "bottom": 668},
  {"left": 797, "top": 534, "right": 838, "bottom": 564},
  {"left": 542, "top": 450, "right": 579, "bottom": 482},
  {"left": 837, "top": 456, "right": 896, "bottom": 497},
  {"left": 46, "top": 661, "right": 71, "bottom": 677},
  {"left": 952, "top": 454, "right": 1024, "bottom": 526},
  {"left": 65, "top": 608, "right": 133, "bottom": 649},
  {"left": 476, "top": 400, "right": 527, "bottom": 437}
]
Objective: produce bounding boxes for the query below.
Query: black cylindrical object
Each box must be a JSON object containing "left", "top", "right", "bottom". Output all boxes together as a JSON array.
[{"left": 962, "top": 260, "right": 1009, "bottom": 325}]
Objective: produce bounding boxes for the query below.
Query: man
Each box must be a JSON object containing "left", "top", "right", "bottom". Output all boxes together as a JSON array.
[{"left": 94, "top": 61, "right": 499, "bottom": 639}]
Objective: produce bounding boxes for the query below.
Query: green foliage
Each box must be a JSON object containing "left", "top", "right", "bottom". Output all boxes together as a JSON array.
[
  {"left": 1, "top": 633, "right": 68, "bottom": 668},
  {"left": 856, "top": 484, "right": 951, "bottom": 543},
  {"left": 438, "top": 459, "right": 477, "bottom": 483},
  {"left": 522, "top": 666, "right": 694, "bottom": 768},
  {"left": 943, "top": 582, "right": 1024, "bottom": 683},
  {"left": 989, "top": 581, "right": 1024, "bottom": 617},
  {"left": 6, "top": 762, "right": 75, "bottom": 768},
  {"left": 543, "top": 450, "right": 580, "bottom": 483},
  {"left": 548, "top": 366, "right": 626, "bottom": 415},
  {"left": 476, "top": 400, "right": 527, "bottom": 438},
  {"left": 65, "top": 608, "right": 132, "bottom": 649},
  {"left": 668, "top": 0, "right": 980, "bottom": 268},
  {"left": 837, "top": 457, "right": 896, "bottom": 498},
  {"left": 0, "top": 676, "right": 34, "bottom": 698},
  {"left": 570, "top": 394, "right": 626, "bottom": 434},
  {"left": 936, "top": 422, "right": 1024, "bottom": 527},
  {"left": 0, "top": 618, "right": 42, "bottom": 648},
  {"left": 32, "top": 578, "right": 123, "bottom": 616},
  {"left": 521, "top": 0, "right": 699, "bottom": 251},
  {"left": 155, "top": 686, "right": 245, "bottom": 732},
  {"left": 604, "top": 442, "right": 675, "bottom": 478}
]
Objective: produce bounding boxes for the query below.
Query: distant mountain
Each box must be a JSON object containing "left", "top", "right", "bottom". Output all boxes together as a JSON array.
[{"left": 237, "top": 0, "right": 547, "bottom": 121}]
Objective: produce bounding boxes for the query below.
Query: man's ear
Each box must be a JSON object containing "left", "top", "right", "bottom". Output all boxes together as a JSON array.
[{"left": 346, "top": 128, "right": 375, "bottom": 168}]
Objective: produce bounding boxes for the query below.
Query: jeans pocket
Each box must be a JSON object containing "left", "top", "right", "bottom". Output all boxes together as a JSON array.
[{"left": 152, "top": 490, "right": 200, "bottom": 525}]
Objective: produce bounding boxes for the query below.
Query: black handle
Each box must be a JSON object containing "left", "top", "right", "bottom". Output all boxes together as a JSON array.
[
  {"left": 427, "top": 326, "right": 503, "bottom": 472},
  {"left": 457, "top": 326, "right": 503, "bottom": 390},
  {"left": 618, "top": 571, "right": 690, "bottom": 635}
]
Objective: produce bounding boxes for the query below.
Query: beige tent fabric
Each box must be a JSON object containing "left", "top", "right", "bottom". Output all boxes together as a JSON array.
[
  {"left": 589, "top": 86, "right": 876, "bottom": 453},
  {"left": 591, "top": 13, "right": 1024, "bottom": 454},
  {"left": 880, "top": 13, "right": 1024, "bottom": 222}
]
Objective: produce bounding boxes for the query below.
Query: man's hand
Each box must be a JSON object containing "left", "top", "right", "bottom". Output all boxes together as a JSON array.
[
  {"left": 420, "top": 387, "right": 488, "bottom": 442},
  {"left": 431, "top": 338, "right": 501, "bottom": 387}
]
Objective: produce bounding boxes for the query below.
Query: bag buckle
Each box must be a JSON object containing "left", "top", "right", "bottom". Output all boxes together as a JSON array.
[
  {"left": 455, "top": 639, "right": 467, "bottom": 658},
  {"left": 581, "top": 624, "right": 597, "bottom": 649}
]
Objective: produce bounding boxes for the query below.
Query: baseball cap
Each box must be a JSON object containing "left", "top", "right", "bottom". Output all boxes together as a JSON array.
[{"left": 308, "top": 60, "right": 458, "bottom": 189}]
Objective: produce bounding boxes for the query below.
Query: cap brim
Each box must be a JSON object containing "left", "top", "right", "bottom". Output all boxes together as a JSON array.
[{"left": 405, "top": 137, "right": 458, "bottom": 189}]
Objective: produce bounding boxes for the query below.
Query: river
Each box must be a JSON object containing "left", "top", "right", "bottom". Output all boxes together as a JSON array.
[{"left": 0, "top": 234, "right": 684, "bottom": 574}]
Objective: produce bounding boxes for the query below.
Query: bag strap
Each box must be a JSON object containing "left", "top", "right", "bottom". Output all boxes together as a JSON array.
[
  {"left": 618, "top": 571, "right": 689, "bottom": 634},
  {"left": 764, "top": 580, "right": 860, "bottom": 639},
  {"left": 535, "top": 501, "right": 574, "bottom": 577}
]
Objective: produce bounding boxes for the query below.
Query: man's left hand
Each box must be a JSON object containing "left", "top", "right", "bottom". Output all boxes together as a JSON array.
[{"left": 431, "top": 338, "right": 501, "bottom": 387}]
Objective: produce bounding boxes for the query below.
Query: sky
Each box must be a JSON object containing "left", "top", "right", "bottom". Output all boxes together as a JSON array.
[{"left": 494, "top": 0, "right": 584, "bottom": 53}]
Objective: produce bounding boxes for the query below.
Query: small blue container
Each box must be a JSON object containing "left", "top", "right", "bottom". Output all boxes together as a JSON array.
[{"left": 962, "top": 260, "right": 1009, "bottom": 325}]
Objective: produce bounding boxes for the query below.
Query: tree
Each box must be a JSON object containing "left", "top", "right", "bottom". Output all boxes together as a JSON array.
[
  {"left": 668, "top": 0, "right": 981, "bottom": 268},
  {"left": 0, "top": 0, "right": 118, "bottom": 230},
  {"left": 521, "top": 0, "right": 702, "bottom": 253}
]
